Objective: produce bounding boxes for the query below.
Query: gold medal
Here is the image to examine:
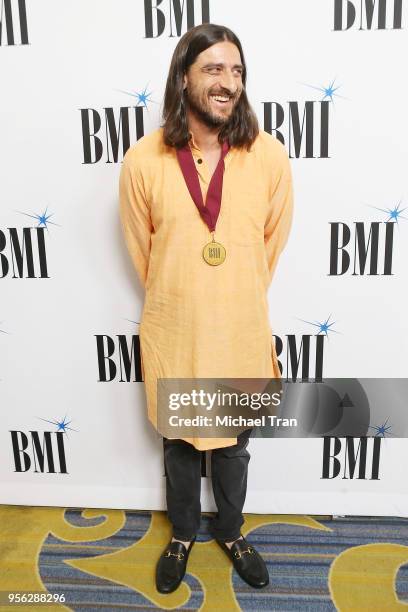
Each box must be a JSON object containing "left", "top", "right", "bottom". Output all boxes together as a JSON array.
[
  {"left": 176, "top": 141, "right": 230, "bottom": 267},
  {"left": 202, "top": 232, "right": 226, "bottom": 266}
]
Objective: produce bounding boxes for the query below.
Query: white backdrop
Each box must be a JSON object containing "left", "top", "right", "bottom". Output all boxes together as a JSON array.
[{"left": 1, "top": 0, "right": 407, "bottom": 517}]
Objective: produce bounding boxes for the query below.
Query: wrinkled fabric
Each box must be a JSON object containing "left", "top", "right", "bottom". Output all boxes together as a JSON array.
[
  {"left": 119, "top": 127, "right": 293, "bottom": 451},
  {"left": 163, "top": 429, "right": 252, "bottom": 541}
]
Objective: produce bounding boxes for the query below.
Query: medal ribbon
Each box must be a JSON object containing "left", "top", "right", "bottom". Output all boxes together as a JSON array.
[{"left": 176, "top": 139, "right": 229, "bottom": 232}]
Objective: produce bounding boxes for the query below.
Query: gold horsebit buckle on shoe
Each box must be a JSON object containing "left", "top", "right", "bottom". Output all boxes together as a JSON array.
[
  {"left": 164, "top": 550, "right": 185, "bottom": 561},
  {"left": 233, "top": 546, "right": 254, "bottom": 559}
]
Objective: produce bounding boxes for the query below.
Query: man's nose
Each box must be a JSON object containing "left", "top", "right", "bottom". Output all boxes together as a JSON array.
[{"left": 218, "top": 70, "right": 238, "bottom": 94}]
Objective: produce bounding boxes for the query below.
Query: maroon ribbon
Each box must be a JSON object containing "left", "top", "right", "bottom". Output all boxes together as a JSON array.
[{"left": 176, "top": 139, "right": 229, "bottom": 232}]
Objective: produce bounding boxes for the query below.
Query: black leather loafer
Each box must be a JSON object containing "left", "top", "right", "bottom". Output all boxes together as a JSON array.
[
  {"left": 155, "top": 537, "right": 196, "bottom": 594},
  {"left": 216, "top": 535, "right": 269, "bottom": 588}
]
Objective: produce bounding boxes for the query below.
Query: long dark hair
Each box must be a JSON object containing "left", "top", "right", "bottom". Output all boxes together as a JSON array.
[{"left": 162, "top": 24, "right": 259, "bottom": 151}]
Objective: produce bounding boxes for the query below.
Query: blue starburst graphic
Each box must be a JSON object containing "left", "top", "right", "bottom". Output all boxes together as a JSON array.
[
  {"left": 296, "top": 313, "right": 340, "bottom": 339},
  {"left": 37, "top": 415, "right": 78, "bottom": 435},
  {"left": 16, "top": 205, "right": 60, "bottom": 231},
  {"left": 124, "top": 318, "right": 140, "bottom": 325},
  {"left": 117, "top": 84, "right": 156, "bottom": 109},
  {"left": 368, "top": 200, "right": 407, "bottom": 224},
  {"left": 0, "top": 320, "right": 9, "bottom": 335},
  {"left": 368, "top": 417, "right": 394, "bottom": 438},
  {"left": 302, "top": 77, "right": 347, "bottom": 104}
]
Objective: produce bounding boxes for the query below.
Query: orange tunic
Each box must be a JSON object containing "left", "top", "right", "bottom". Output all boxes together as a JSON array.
[{"left": 119, "top": 127, "right": 293, "bottom": 451}]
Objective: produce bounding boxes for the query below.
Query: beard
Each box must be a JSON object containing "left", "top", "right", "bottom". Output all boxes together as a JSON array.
[{"left": 184, "top": 86, "right": 239, "bottom": 129}]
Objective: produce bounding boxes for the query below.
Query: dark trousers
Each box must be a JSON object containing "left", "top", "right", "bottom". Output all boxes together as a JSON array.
[{"left": 162, "top": 429, "right": 252, "bottom": 542}]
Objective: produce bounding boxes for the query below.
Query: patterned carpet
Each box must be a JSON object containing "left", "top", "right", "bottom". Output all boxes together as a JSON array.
[{"left": 0, "top": 506, "right": 408, "bottom": 611}]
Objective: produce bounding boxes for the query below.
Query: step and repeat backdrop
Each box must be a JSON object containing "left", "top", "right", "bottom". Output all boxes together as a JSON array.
[{"left": 1, "top": 0, "right": 407, "bottom": 516}]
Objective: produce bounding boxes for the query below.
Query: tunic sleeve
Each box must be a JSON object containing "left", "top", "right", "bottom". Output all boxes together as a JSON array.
[
  {"left": 119, "top": 150, "right": 153, "bottom": 289},
  {"left": 264, "top": 143, "right": 294, "bottom": 285}
]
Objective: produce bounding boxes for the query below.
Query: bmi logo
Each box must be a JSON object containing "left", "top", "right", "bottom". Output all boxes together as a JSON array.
[
  {"left": 0, "top": 207, "right": 57, "bottom": 278},
  {"left": 329, "top": 222, "right": 395, "bottom": 275},
  {"left": 329, "top": 201, "right": 405, "bottom": 275},
  {"left": 0, "top": 0, "right": 29, "bottom": 46},
  {"left": 274, "top": 334, "right": 326, "bottom": 381},
  {"left": 333, "top": 0, "right": 404, "bottom": 30},
  {"left": 80, "top": 85, "right": 156, "bottom": 163},
  {"left": 274, "top": 314, "right": 340, "bottom": 381},
  {"left": 144, "top": 0, "right": 210, "bottom": 37},
  {"left": 96, "top": 333, "right": 143, "bottom": 382},
  {"left": 0, "top": 227, "right": 48, "bottom": 278},
  {"left": 262, "top": 76, "right": 346, "bottom": 158},
  {"left": 10, "top": 416, "right": 76, "bottom": 474},
  {"left": 322, "top": 437, "right": 382, "bottom": 479}
]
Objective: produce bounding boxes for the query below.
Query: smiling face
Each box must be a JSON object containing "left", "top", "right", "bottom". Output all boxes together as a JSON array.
[{"left": 183, "top": 41, "right": 244, "bottom": 129}]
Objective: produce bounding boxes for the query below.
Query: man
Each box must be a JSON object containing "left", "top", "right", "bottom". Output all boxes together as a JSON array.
[{"left": 119, "top": 23, "right": 293, "bottom": 593}]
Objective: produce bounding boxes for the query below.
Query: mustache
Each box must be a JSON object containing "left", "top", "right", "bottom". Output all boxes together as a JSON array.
[{"left": 208, "top": 89, "right": 239, "bottom": 99}]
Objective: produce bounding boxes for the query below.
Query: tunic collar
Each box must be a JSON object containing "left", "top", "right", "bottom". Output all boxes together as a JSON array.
[
  {"left": 188, "top": 130, "right": 201, "bottom": 152},
  {"left": 188, "top": 129, "right": 234, "bottom": 166}
]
